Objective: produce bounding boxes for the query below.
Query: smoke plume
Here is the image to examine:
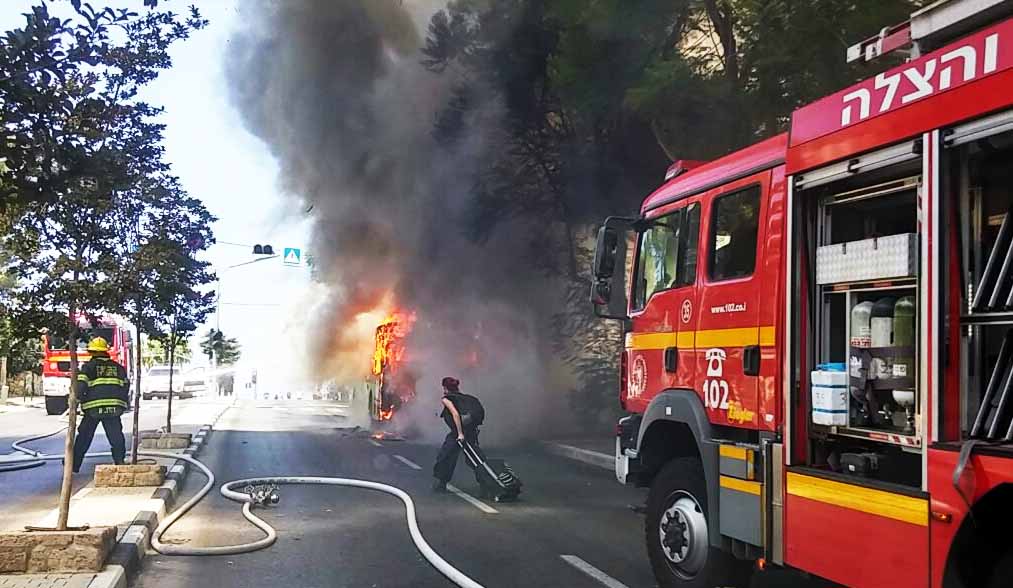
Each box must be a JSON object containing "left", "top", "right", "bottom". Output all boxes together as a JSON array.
[{"left": 225, "top": 0, "right": 572, "bottom": 442}]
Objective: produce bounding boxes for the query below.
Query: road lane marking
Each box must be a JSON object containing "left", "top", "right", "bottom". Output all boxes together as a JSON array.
[
  {"left": 368, "top": 439, "right": 383, "bottom": 447},
  {"left": 394, "top": 455, "right": 422, "bottom": 470},
  {"left": 560, "top": 555, "right": 630, "bottom": 588},
  {"left": 447, "top": 484, "right": 499, "bottom": 514}
]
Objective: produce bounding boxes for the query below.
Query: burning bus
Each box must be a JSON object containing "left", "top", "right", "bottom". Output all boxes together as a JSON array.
[{"left": 370, "top": 311, "right": 417, "bottom": 423}]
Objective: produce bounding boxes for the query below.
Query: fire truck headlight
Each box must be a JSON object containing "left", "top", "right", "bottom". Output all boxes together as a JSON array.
[{"left": 49, "top": 362, "right": 57, "bottom": 370}]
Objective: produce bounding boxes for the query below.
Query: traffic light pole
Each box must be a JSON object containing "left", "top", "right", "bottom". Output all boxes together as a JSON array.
[{"left": 212, "top": 254, "right": 277, "bottom": 396}]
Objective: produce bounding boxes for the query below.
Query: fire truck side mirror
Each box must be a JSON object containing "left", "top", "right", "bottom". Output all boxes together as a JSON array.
[
  {"left": 590, "top": 279, "right": 612, "bottom": 306},
  {"left": 593, "top": 227, "right": 620, "bottom": 279}
]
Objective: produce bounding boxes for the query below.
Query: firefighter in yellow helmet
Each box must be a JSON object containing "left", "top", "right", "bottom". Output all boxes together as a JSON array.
[{"left": 72, "top": 337, "right": 129, "bottom": 473}]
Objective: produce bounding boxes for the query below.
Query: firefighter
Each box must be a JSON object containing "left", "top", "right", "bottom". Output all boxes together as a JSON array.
[
  {"left": 72, "top": 337, "right": 129, "bottom": 473},
  {"left": 432, "top": 376, "right": 479, "bottom": 492}
]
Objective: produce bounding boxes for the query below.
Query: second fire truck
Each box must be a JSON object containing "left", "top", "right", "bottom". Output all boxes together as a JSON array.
[{"left": 592, "top": 1, "right": 1013, "bottom": 587}]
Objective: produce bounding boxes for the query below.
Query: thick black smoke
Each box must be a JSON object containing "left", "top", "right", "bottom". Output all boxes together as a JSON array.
[{"left": 225, "top": 0, "right": 571, "bottom": 442}]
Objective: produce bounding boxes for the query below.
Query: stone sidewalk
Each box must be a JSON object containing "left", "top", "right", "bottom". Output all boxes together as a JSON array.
[
  {"left": 0, "top": 574, "right": 94, "bottom": 588},
  {"left": 1, "top": 414, "right": 224, "bottom": 587}
]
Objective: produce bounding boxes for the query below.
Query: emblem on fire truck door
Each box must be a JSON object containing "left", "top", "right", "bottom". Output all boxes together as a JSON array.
[
  {"left": 681, "top": 299, "right": 692, "bottom": 324},
  {"left": 628, "top": 355, "right": 647, "bottom": 399},
  {"left": 703, "top": 348, "right": 729, "bottom": 410}
]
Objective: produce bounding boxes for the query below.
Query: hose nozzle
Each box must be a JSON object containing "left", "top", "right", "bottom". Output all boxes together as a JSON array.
[{"left": 244, "top": 484, "right": 281, "bottom": 507}]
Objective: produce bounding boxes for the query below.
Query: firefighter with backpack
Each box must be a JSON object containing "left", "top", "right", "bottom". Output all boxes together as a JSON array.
[
  {"left": 432, "top": 376, "right": 484, "bottom": 492},
  {"left": 72, "top": 337, "right": 129, "bottom": 473}
]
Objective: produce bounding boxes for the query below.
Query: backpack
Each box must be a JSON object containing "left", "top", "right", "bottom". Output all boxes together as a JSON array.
[{"left": 449, "top": 392, "right": 485, "bottom": 428}]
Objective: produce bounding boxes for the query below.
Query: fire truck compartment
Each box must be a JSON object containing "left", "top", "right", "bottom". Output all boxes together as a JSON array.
[
  {"left": 801, "top": 154, "right": 924, "bottom": 488},
  {"left": 953, "top": 123, "right": 1013, "bottom": 442}
]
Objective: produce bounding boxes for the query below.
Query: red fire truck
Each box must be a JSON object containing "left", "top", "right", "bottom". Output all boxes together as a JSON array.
[
  {"left": 42, "top": 315, "right": 134, "bottom": 415},
  {"left": 591, "top": 2, "right": 1013, "bottom": 587}
]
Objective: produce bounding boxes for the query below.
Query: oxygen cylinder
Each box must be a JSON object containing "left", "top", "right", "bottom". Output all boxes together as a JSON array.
[
  {"left": 871, "top": 298, "right": 896, "bottom": 347},
  {"left": 871, "top": 298, "right": 896, "bottom": 379},
  {"left": 892, "top": 296, "right": 916, "bottom": 379},
  {"left": 850, "top": 301, "right": 873, "bottom": 384},
  {"left": 850, "top": 302, "right": 873, "bottom": 348}
]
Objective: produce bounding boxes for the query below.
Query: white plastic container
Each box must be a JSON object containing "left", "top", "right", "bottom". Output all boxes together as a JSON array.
[
  {"left": 816, "top": 233, "right": 918, "bottom": 284},
  {"left": 811, "top": 370, "right": 849, "bottom": 426}
]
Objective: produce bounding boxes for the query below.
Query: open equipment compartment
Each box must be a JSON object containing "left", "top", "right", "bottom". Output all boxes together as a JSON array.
[
  {"left": 951, "top": 120, "right": 1013, "bottom": 442},
  {"left": 801, "top": 153, "right": 923, "bottom": 489}
]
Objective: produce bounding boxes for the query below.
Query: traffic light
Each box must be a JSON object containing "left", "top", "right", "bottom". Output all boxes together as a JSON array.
[{"left": 252, "top": 244, "right": 274, "bottom": 255}]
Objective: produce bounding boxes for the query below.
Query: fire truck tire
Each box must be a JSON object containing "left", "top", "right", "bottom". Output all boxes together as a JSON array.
[
  {"left": 986, "top": 547, "right": 1013, "bottom": 588},
  {"left": 645, "top": 457, "right": 751, "bottom": 588}
]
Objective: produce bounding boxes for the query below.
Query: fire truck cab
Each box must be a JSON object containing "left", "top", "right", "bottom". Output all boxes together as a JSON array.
[{"left": 592, "top": 2, "right": 1013, "bottom": 587}]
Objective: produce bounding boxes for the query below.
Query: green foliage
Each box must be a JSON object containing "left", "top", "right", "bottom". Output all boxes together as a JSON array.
[
  {"left": 0, "top": 2, "right": 210, "bottom": 354},
  {"left": 145, "top": 336, "right": 191, "bottom": 367},
  {"left": 201, "top": 328, "right": 241, "bottom": 367}
]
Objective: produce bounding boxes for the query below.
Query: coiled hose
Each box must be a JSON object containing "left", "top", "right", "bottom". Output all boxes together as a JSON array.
[{"left": 5, "top": 429, "right": 485, "bottom": 588}]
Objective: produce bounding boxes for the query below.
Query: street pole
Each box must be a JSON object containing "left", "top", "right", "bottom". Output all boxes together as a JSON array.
[{"left": 211, "top": 255, "right": 276, "bottom": 397}]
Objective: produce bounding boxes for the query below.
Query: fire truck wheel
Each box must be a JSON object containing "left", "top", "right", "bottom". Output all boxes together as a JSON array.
[
  {"left": 986, "top": 547, "right": 1013, "bottom": 588},
  {"left": 645, "top": 457, "right": 751, "bottom": 588}
]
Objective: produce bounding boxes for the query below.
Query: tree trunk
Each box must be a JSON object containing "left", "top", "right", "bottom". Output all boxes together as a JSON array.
[
  {"left": 702, "top": 0, "right": 739, "bottom": 84},
  {"left": 131, "top": 300, "right": 142, "bottom": 464},
  {"left": 56, "top": 300, "right": 80, "bottom": 531},
  {"left": 166, "top": 324, "right": 176, "bottom": 434},
  {"left": 0, "top": 355, "right": 8, "bottom": 404}
]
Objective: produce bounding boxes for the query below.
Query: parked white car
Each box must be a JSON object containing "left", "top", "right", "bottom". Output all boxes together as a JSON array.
[
  {"left": 182, "top": 367, "right": 209, "bottom": 396},
  {"left": 141, "top": 366, "right": 188, "bottom": 400}
]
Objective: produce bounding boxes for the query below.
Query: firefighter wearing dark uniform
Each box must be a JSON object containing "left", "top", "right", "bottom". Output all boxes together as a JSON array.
[
  {"left": 72, "top": 337, "right": 129, "bottom": 473},
  {"left": 432, "top": 377, "right": 479, "bottom": 492}
]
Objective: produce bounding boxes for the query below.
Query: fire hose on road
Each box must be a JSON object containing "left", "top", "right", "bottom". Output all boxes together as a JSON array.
[{"left": 3, "top": 429, "right": 485, "bottom": 588}]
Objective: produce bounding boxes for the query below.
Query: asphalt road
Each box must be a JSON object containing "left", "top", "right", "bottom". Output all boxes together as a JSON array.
[
  {"left": 0, "top": 395, "right": 231, "bottom": 532},
  {"left": 132, "top": 400, "right": 821, "bottom": 588}
]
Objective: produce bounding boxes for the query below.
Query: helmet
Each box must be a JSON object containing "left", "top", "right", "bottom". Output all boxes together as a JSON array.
[{"left": 87, "top": 337, "right": 109, "bottom": 353}]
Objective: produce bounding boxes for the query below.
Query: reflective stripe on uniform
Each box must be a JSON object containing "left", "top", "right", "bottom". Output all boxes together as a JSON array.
[
  {"left": 77, "top": 373, "right": 90, "bottom": 382},
  {"left": 81, "top": 398, "right": 127, "bottom": 410},
  {"left": 88, "top": 377, "right": 126, "bottom": 387}
]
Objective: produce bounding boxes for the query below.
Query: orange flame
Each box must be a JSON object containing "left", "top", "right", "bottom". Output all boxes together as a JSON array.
[
  {"left": 378, "top": 408, "right": 395, "bottom": 421},
  {"left": 372, "top": 310, "right": 416, "bottom": 376}
]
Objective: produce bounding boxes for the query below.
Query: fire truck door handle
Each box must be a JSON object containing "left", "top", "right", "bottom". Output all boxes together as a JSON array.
[
  {"left": 664, "top": 347, "right": 678, "bottom": 373},
  {"left": 743, "top": 345, "right": 760, "bottom": 376}
]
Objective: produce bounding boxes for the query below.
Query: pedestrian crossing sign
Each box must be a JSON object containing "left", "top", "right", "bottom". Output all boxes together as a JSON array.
[{"left": 283, "top": 247, "right": 301, "bottom": 266}]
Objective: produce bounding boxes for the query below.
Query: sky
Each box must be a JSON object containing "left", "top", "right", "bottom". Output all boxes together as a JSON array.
[{"left": 0, "top": 1, "right": 316, "bottom": 389}]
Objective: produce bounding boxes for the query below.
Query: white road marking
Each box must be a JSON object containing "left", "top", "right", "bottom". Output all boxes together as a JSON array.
[
  {"left": 447, "top": 484, "right": 499, "bottom": 514},
  {"left": 368, "top": 439, "right": 383, "bottom": 447},
  {"left": 394, "top": 455, "right": 422, "bottom": 470},
  {"left": 559, "top": 555, "right": 630, "bottom": 588}
]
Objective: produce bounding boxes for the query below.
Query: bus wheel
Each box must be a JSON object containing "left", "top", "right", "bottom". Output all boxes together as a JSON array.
[{"left": 645, "top": 457, "right": 751, "bottom": 588}]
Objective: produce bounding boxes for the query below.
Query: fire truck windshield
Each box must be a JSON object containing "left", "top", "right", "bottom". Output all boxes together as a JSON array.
[{"left": 47, "top": 327, "right": 115, "bottom": 350}]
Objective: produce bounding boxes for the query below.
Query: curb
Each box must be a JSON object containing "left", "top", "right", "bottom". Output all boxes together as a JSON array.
[
  {"left": 87, "top": 423, "right": 214, "bottom": 588},
  {"left": 541, "top": 441, "right": 614, "bottom": 471}
]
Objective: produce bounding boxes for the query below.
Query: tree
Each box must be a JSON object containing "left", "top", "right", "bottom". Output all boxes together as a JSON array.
[
  {"left": 144, "top": 337, "right": 192, "bottom": 366},
  {"left": 419, "top": 0, "right": 926, "bottom": 424},
  {"left": 0, "top": 1, "right": 206, "bottom": 530},
  {"left": 201, "top": 329, "right": 242, "bottom": 367}
]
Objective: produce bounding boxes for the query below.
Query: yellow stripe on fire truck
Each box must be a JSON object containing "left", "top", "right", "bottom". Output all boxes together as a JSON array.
[{"left": 625, "top": 326, "right": 776, "bottom": 350}]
